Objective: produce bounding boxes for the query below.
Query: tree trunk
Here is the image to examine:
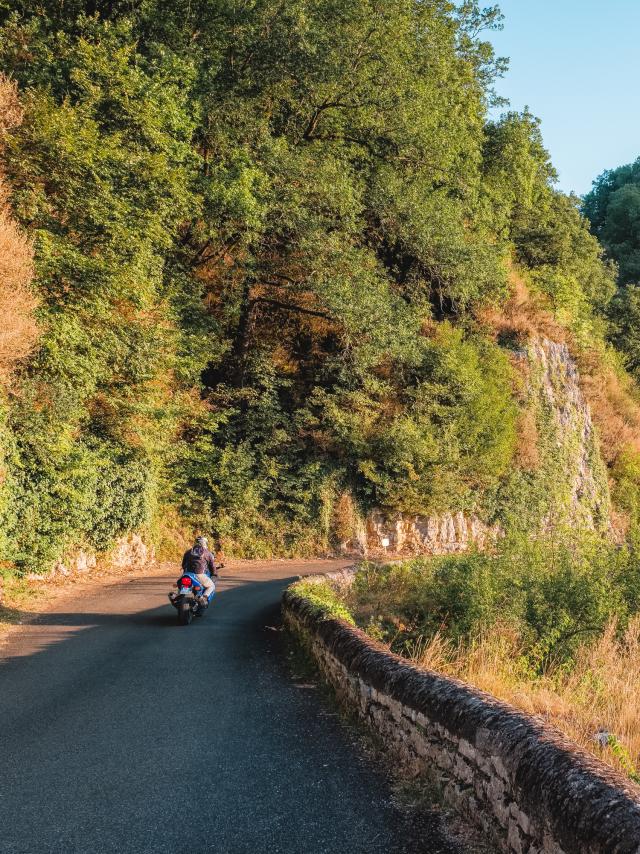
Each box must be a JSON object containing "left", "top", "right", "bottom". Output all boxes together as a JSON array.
[{"left": 230, "top": 278, "right": 254, "bottom": 388}]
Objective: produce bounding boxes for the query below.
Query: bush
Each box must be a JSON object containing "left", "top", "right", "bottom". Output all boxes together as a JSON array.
[
  {"left": 289, "top": 579, "right": 355, "bottom": 625},
  {"left": 347, "top": 532, "right": 633, "bottom": 673}
]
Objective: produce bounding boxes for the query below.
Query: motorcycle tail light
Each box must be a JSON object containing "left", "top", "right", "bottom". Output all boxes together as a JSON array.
[{"left": 179, "top": 576, "right": 192, "bottom": 587}]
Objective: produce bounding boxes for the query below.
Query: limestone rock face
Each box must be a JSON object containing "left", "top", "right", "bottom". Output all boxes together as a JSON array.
[
  {"left": 341, "top": 337, "right": 611, "bottom": 558},
  {"left": 108, "top": 533, "right": 153, "bottom": 570},
  {"left": 519, "top": 338, "right": 610, "bottom": 532},
  {"left": 53, "top": 550, "right": 97, "bottom": 577},
  {"left": 52, "top": 533, "right": 153, "bottom": 577},
  {"left": 363, "top": 510, "right": 497, "bottom": 557}
]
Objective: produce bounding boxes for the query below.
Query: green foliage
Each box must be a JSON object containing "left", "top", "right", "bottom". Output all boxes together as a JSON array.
[
  {"left": 289, "top": 578, "right": 356, "bottom": 625},
  {"left": 584, "top": 158, "right": 640, "bottom": 287},
  {"left": 304, "top": 324, "right": 517, "bottom": 515},
  {"left": 604, "top": 734, "right": 640, "bottom": 785},
  {"left": 0, "top": 15, "right": 206, "bottom": 568},
  {"left": 583, "top": 158, "right": 640, "bottom": 386},
  {"left": 349, "top": 531, "right": 635, "bottom": 673},
  {"left": 0, "top": 0, "right": 630, "bottom": 566},
  {"left": 480, "top": 110, "right": 556, "bottom": 237},
  {"left": 521, "top": 193, "right": 615, "bottom": 337},
  {"left": 608, "top": 285, "right": 640, "bottom": 382}
]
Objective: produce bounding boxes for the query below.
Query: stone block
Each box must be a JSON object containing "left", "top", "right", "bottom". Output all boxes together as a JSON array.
[
  {"left": 454, "top": 757, "right": 474, "bottom": 785},
  {"left": 458, "top": 738, "right": 476, "bottom": 761},
  {"left": 491, "top": 755, "right": 509, "bottom": 781},
  {"left": 507, "top": 819, "right": 523, "bottom": 854},
  {"left": 516, "top": 809, "right": 531, "bottom": 837}
]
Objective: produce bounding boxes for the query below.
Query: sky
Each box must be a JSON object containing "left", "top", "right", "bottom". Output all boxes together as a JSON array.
[{"left": 486, "top": 1, "right": 640, "bottom": 197}]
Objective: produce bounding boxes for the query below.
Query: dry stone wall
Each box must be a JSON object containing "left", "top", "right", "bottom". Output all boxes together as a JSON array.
[{"left": 283, "top": 578, "right": 640, "bottom": 853}]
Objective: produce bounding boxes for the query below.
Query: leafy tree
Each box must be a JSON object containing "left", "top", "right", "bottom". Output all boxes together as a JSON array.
[
  {"left": 0, "top": 16, "right": 206, "bottom": 566},
  {"left": 583, "top": 159, "right": 640, "bottom": 376},
  {"left": 584, "top": 158, "right": 640, "bottom": 286},
  {"left": 0, "top": 0, "right": 628, "bottom": 564}
]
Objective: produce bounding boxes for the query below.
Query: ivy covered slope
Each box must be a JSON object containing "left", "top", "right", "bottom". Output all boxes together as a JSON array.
[{"left": 0, "top": 0, "right": 636, "bottom": 570}]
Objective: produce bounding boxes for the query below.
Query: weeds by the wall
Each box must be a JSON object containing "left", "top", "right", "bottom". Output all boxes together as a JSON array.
[{"left": 332, "top": 537, "right": 640, "bottom": 780}]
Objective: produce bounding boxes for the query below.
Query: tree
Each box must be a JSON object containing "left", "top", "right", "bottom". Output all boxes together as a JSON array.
[
  {"left": 0, "top": 0, "right": 627, "bottom": 562},
  {"left": 583, "top": 157, "right": 640, "bottom": 287}
]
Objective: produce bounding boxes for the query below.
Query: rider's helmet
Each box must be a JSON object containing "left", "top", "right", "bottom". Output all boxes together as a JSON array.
[{"left": 195, "top": 535, "right": 208, "bottom": 549}]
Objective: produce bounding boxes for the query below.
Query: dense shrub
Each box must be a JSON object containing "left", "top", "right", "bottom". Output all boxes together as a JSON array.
[
  {"left": 348, "top": 533, "right": 634, "bottom": 672},
  {"left": 583, "top": 158, "right": 640, "bottom": 288}
]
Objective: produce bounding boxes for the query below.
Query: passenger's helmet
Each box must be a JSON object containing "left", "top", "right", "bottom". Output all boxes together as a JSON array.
[{"left": 195, "top": 535, "right": 208, "bottom": 549}]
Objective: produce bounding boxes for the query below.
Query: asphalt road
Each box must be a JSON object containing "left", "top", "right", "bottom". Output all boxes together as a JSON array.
[{"left": 0, "top": 560, "right": 462, "bottom": 854}]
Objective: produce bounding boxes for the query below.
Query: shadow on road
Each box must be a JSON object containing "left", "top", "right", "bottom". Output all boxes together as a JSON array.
[
  {"left": 0, "top": 570, "right": 463, "bottom": 854},
  {"left": 1, "top": 574, "right": 301, "bottom": 665}
]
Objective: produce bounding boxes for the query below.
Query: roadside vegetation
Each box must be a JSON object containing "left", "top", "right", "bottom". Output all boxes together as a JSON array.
[
  {"left": 0, "top": 0, "right": 636, "bottom": 573},
  {"left": 291, "top": 541, "right": 640, "bottom": 781}
]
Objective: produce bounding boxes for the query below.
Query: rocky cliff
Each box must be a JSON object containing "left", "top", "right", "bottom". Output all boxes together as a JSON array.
[
  {"left": 514, "top": 337, "right": 611, "bottom": 533},
  {"left": 52, "top": 534, "right": 153, "bottom": 578},
  {"left": 343, "top": 337, "right": 611, "bottom": 558},
  {"left": 361, "top": 510, "right": 497, "bottom": 557}
]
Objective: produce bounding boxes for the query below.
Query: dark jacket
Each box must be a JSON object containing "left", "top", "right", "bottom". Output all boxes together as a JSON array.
[{"left": 182, "top": 545, "right": 216, "bottom": 576}]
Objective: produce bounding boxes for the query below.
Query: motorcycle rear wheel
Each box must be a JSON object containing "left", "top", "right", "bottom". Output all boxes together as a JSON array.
[{"left": 178, "top": 601, "right": 193, "bottom": 625}]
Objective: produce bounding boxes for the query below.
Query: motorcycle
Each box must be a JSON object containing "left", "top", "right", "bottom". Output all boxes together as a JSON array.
[{"left": 168, "top": 565, "right": 223, "bottom": 625}]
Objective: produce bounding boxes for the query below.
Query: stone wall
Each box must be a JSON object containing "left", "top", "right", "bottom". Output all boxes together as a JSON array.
[
  {"left": 283, "top": 577, "right": 640, "bottom": 853},
  {"left": 52, "top": 534, "right": 153, "bottom": 577}
]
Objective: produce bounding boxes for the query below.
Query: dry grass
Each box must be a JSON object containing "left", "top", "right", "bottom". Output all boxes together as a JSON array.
[
  {"left": 577, "top": 348, "right": 640, "bottom": 462},
  {"left": 0, "top": 74, "right": 23, "bottom": 134},
  {"left": 478, "top": 266, "right": 566, "bottom": 346},
  {"left": 332, "top": 491, "right": 360, "bottom": 544},
  {"left": 407, "top": 618, "right": 640, "bottom": 780},
  {"left": 0, "top": 75, "right": 37, "bottom": 385},
  {"left": 0, "top": 194, "right": 37, "bottom": 381},
  {"left": 514, "top": 406, "right": 540, "bottom": 471}
]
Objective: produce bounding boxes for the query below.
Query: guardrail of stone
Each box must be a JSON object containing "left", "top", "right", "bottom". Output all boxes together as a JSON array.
[{"left": 283, "top": 575, "right": 640, "bottom": 854}]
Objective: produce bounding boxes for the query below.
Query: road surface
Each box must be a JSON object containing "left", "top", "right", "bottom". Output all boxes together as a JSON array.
[{"left": 0, "top": 560, "right": 462, "bottom": 853}]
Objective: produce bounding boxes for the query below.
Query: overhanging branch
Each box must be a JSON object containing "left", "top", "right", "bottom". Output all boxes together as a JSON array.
[{"left": 251, "top": 296, "right": 333, "bottom": 321}]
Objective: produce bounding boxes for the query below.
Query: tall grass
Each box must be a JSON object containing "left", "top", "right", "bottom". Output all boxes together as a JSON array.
[
  {"left": 344, "top": 540, "right": 640, "bottom": 781},
  {"left": 406, "top": 618, "right": 640, "bottom": 780}
]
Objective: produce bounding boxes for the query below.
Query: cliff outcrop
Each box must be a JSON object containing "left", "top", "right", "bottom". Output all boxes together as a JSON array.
[{"left": 343, "top": 337, "right": 611, "bottom": 558}]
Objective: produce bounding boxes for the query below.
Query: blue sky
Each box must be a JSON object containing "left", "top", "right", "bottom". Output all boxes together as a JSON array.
[{"left": 487, "top": 1, "right": 640, "bottom": 196}]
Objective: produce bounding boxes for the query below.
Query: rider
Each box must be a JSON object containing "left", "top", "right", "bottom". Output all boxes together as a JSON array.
[{"left": 182, "top": 535, "right": 217, "bottom": 607}]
